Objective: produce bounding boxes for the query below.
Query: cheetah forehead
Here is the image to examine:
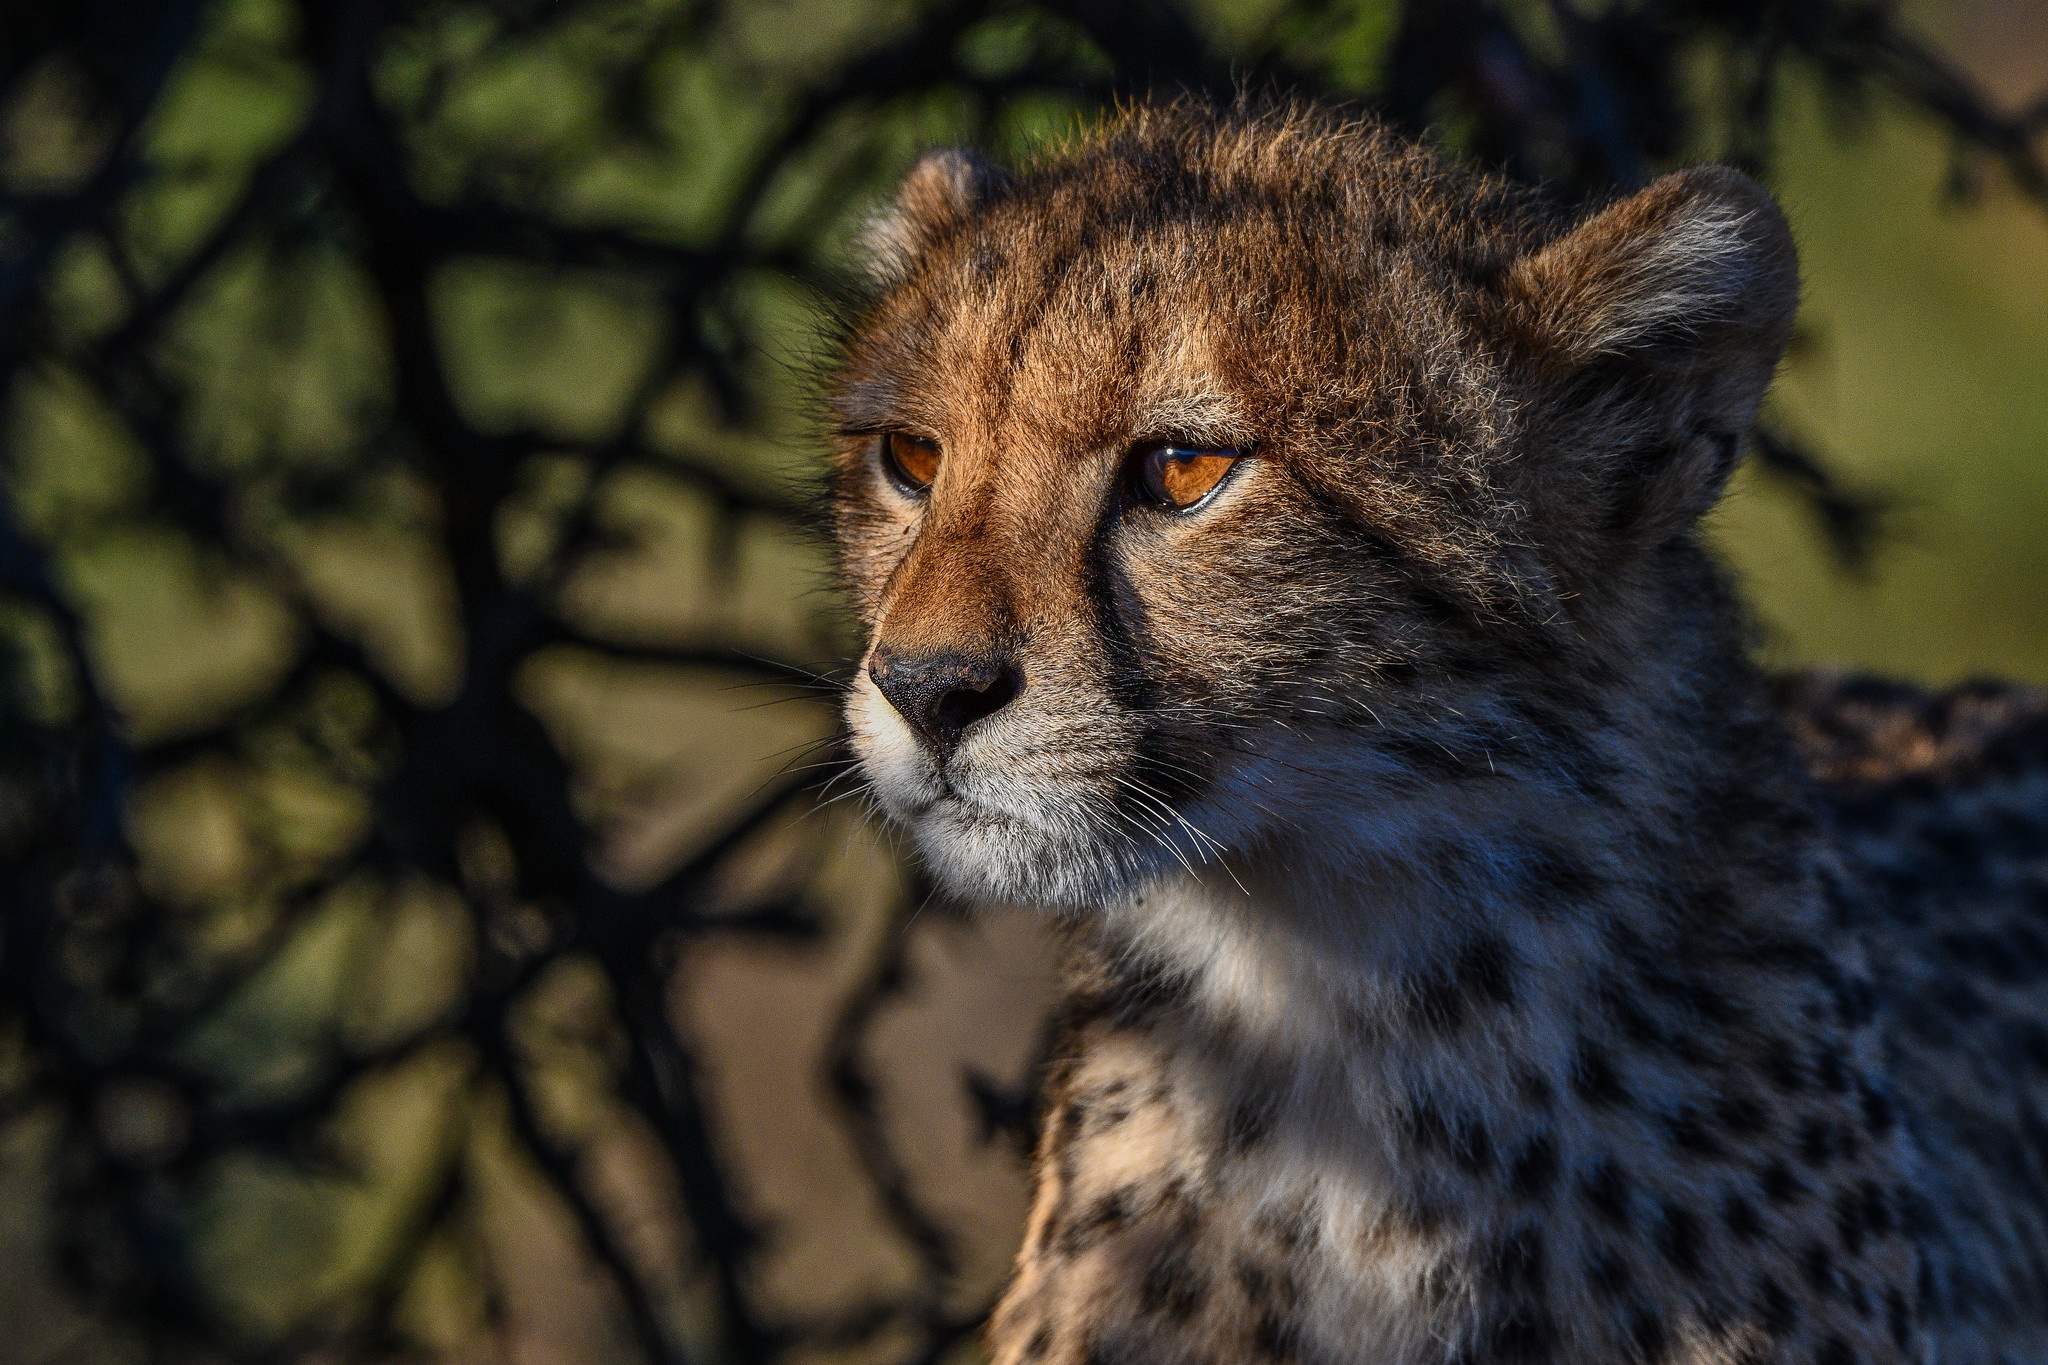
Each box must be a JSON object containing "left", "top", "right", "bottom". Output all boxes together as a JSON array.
[{"left": 837, "top": 104, "right": 1552, "bottom": 436}]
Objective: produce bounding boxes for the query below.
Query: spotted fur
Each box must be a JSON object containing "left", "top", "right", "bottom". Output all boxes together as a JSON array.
[{"left": 829, "top": 100, "right": 2048, "bottom": 1365}]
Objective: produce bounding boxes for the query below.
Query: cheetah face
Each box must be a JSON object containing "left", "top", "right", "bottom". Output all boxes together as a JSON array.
[{"left": 831, "top": 109, "right": 1795, "bottom": 910}]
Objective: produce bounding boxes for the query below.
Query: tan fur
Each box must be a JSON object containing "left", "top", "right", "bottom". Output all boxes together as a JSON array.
[{"left": 830, "top": 100, "right": 2048, "bottom": 1365}]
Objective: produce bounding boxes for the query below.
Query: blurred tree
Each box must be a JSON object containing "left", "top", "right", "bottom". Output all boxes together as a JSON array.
[{"left": 0, "top": 1, "right": 2042, "bottom": 1363}]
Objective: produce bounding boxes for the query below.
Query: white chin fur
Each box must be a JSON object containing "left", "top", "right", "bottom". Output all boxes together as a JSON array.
[
  {"left": 844, "top": 674, "right": 1172, "bottom": 909},
  {"left": 908, "top": 796, "right": 1155, "bottom": 909}
]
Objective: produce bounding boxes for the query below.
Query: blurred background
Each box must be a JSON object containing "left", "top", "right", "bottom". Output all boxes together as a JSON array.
[{"left": 0, "top": 1, "right": 2042, "bottom": 1362}]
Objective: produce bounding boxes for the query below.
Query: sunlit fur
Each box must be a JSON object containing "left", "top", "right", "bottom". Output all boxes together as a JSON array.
[{"left": 832, "top": 100, "right": 2048, "bottom": 1365}]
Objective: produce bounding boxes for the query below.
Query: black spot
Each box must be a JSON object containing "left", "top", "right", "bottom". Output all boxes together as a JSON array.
[
  {"left": 1404, "top": 1097, "right": 1449, "bottom": 1153},
  {"left": 1101, "top": 952, "right": 1197, "bottom": 1022},
  {"left": 1256, "top": 1200, "right": 1318, "bottom": 1253},
  {"left": 1803, "top": 1239, "right": 1838, "bottom": 1298},
  {"left": 1087, "top": 1103, "right": 1132, "bottom": 1132},
  {"left": 1859, "top": 1180, "right": 1895, "bottom": 1238},
  {"left": 1454, "top": 1115, "right": 1496, "bottom": 1175},
  {"left": 1832, "top": 974, "right": 1879, "bottom": 1028},
  {"left": 1404, "top": 1097, "right": 1493, "bottom": 1174},
  {"left": 1024, "top": 1325, "right": 1053, "bottom": 1361},
  {"left": 1600, "top": 914, "right": 1652, "bottom": 967},
  {"left": 1694, "top": 776, "right": 1783, "bottom": 837},
  {"left": 1799, "top": 1117, "right": 1838, "bottom": 1168},
  {"left": 1898, "top": 995, "right": 1958, "bottom": 1050},
  {"left": 1813, "top": 1045, "right": 1850, "bottom": 1094},
  {"left": 1227, "top": 1096, "right": 1274, "bottom": 1153},
  {"left": 1934, "top": 979, "right": 1991, "bottom": 1024},
  {"left": 1585, "top": 1243, "right": 1631, "bottom": 1298},
  {"left": 1520, "top": 690, "right": 1617, "bottom": 762},
  {"left": 1760, "top": 1159, "right": 1808, "bottom": 1206},
  {"left": 1594, "top": 972, "right": 1664, "bottom": 1049},
  {"left": 1420, "top": 835, "right": 1482, "bottom": 884},
  {"left": 1627, "top": 1308, "right": 1668, "bottom": 1363},
  {"left": 1857, "top": 1078, "right": 1896, "bottom": 1137},
  {"left": 1756, "top": 1276, "right": 1796, "bottom": 1333},
  {"left": 1515, "top": 1067, "right": 1556, "bottom": 1108},
  {"left": 1762, "top": 1038, "right": 1805, "bottom": 1092},
  {"left": 1057, "top": 1187, "right": 1134, "bottom": 1255},
  {"left": 1885, "top": 1285, "right": 1912, "bottom": 1347},
  {"left": 1508, "top": 1133, "right": 1559, "bottom": 1200},
  {"left": 1834, "top": 1188, "right": 1869, "bottom": 1255},
  {"left": 1253, "top": 1312, "right": 1302, "bottom": 1361},
  {"left": 1140, "top": 1245, "right": 1205, "bottom": 1321},
  {"left": 1713, "top": 1089, "right": 1770, "bottom": 1137},
  {"left": 1518, "top": 842, "right": 1606, "bottom": 907},
  {"left": 1408, "top": 937, "right": 1519, "bottom": 1036},
  {"left": 1458, "top": 935, "right": 1518, "bottom": 1008},
  {"left": 1744, "top": 929, "right": 1826, "bottom": 982},
  {"left": 2016, "top": 1019, "right": 2048, "bottom": 1070},
  {"left": 1579, "top": 1159, "right": 1631, "bottom": 1226},
  {"left": 1815, "top": 1336, "right": 1856, "bottom": 1365},
  {"left": 1723, "top": 1190, "right": 1762, "bottom": 1241},
  {"left": 1083, "top": 1339, "right": 1120, "bottom": 1365},
  {"left": 1895, "top": 1184, "right": 1936, "bottom": 1242},
  {"left": 1657, "top": 1203, "right": 1705, "bottom": 1280},
  {"left": 1234, "top": 1257, "right": 1296, "bottom": 1310},
  {"left": 1645, "top": 964, "right": 1735, "bottom": 1028},
  {"left": 1571, "top": 1042, "right": 1629, "bottom": 1109},
  {"left": 1488, "top": 1226, "right": 1546, "bottom": 1293},
  {"left": 1663, "top": 1106, "right": 1724, "bottom": 1159},
  {"left": 1483, "top": 1306, "right": 1559, "bottom": 1364}
]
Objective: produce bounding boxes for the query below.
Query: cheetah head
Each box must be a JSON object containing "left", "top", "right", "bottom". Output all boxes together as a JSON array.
[{"left": 831, "top": 102, "right": 1797, "bottom": 911}]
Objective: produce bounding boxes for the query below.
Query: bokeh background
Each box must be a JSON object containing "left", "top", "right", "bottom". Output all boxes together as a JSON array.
[{"left": 0, "top": 1, "right": 2043, "bottom": 1363}]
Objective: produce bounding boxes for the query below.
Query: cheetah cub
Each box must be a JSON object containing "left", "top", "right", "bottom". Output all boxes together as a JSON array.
[{"left": 832, "top": 101, "right": 2048, "bottom": 1365}]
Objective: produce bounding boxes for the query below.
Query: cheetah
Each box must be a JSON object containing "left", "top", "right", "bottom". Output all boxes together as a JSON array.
[{"left": 830, "top": 100, "right": 2048, "bottom": 1365}]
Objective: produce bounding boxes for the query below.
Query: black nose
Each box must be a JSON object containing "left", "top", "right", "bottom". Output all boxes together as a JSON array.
[{"left": 869, "top": 649, "right": 1022, "bottom": 757}]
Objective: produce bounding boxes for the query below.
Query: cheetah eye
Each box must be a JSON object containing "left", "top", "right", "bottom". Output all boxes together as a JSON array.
[
  {"left": 879, "top": 432, "right": 940, "bottom": 493},
  {"left": 1128, "top": 442, "right": 1245, "bottom": 512}
]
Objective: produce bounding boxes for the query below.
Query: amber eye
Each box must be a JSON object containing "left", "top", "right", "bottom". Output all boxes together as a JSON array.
[
  {"left": 880, "top": 432, "right": 941, "bottom": 492},
  {"left": 1129, "top": 443, "right": 1244, "bottom": 511}
]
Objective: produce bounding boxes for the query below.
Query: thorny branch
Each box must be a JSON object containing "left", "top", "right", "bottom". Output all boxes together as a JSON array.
[{"left": 0, "top": 0, "right": 2042, "bottom": 1361}]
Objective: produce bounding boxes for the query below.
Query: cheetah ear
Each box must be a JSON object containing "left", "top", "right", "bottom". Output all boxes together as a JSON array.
[
  {"left": 1506, "top": 166, "right": 1798, "bottom": 370},
  {"left": 1502, "top": 166, "right": 1799, "bottom": 529},
  {"left": 859, "top": 147, "right": 1008, "bottom": 285}
]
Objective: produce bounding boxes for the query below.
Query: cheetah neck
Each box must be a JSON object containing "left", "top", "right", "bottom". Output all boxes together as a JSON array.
[
  {"left": 1004, "top": 589, "right": 1917, "bottom": 1365},
  {"left": 1069, "top": 634, "right": 1880, "bottom": 1267},
  {"left": 1098, "top": 661, "right": 1836, "bottom": 1059}
]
